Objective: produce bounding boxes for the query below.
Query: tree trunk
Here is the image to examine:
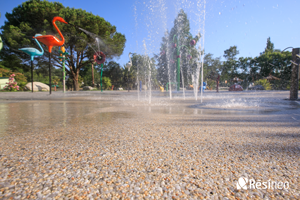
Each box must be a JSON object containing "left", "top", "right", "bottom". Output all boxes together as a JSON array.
[
  {"left": 74, "top": 78, "right": 80, "bottom": 91},
  {"left": 71, "top": 71, "right": 80, "bottom": 91},
  {"left": 216, "top": 75, "right": 220, "bottom": 93},
  {"left": 92, "top": 63, "right": 95, "bottom": 87},
  {"left": 290, "top": 48, "right": 299, "bottom": 100}
]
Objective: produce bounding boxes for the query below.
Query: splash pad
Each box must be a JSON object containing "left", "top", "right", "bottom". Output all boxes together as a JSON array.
[{"left": 1, "top": 2, "right": 300, "bottom": 199}]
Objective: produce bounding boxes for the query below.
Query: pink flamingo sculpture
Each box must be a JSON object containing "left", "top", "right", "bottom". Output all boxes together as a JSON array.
[{"left": 34, "top": 17, "right": 68, "bottom": 94}]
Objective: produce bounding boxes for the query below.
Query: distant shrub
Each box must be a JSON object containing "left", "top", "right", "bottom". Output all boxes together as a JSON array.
[
  {"left": 17, "top": 82, "right": 27, "bottom": 91},
  {"left": 0, "top": 68, "right": 27, "bottom": 82},
  {"left": 255, "top": 79, "right": 271, "bottom": 90},
  {"left": 102, "top": 77, "right": 112, "bottom": 90},
  {"left": 3, "top": 74, "right": 19, "bottom": 91},
  {"left": 0, "top": 68, "right": 11, "bottom": 77}
]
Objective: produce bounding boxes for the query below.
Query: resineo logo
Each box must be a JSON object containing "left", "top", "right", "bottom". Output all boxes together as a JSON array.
[
  {"left": 237, "top": 177, "right": 248, "bottom": 189},
  {"left": 237, "top": 177, "right": 289, "bottom": 190}
]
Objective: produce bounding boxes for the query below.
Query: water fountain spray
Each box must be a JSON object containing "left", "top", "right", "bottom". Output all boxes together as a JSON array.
[
  {"left": 126, "top": 53, "right": 132, "bottom": 92},
  {"left": 143, "top": 40, "right": 152, "bottom": 104}
]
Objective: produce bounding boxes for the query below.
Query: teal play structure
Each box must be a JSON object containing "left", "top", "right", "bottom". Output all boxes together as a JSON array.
[
  {"left": 19, "top": 34, "right": 44, "bottom": 61},
  {"left": 19, "top": 34, "right": 44, "bottom": 92}
]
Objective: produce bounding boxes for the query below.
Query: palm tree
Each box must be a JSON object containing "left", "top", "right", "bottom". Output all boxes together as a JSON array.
[{"left": 53, "top": 77, "right": 60, "bottom": 92}]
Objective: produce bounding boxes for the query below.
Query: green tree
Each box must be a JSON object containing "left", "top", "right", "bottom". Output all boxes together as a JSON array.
[
  {"left": 0, "top": 0, "right": 126, "bottom": 91},
  {"left": 52, "top": 76, "right": 60, "bottom": 91},
  {"left": 33, "top": 71, "right": 49, "bottom": 83},
  {"left": 155, "top": 31, "right": 173, "bottom": 86},
  {"left": 255, "top": 79, "right": 271, "bottom": 90},
  {"left": 80, "top": 63, "right": 101, "bottom": 87},
  {"left": 102, "top": 61, "right": 124, "bottom": 89},
  {"left": 203, "top": 53, "right": 221, "bottom": 79},
  {"left": 253, "top": 51, "right": 291, "bottom": 89},
  {"left": 220, "top": 46, "right": 240, "bottom": 83},
  {"left": 123, "top": 65, "right": 135, "bottom": 91},
  {"left": 236, "top": 57, "right": 255, "bottom": 88},
  {"left": 130, "top": 53, "right": 156, "bottom": 90},
  {"left": 155, "top": 10, "right": 201, "bottom": 88},
  {"left": 203, "top": 53, "right": 222, "bottom": 88},
  {"left": 102, "top": 77, "right": 112, "bottom": 90},
  {"left": 223, "top": 46, "right": 239, "bottom": 61},
  {"left": 264, "top": 37, "right": 274, "bottom": 54}
]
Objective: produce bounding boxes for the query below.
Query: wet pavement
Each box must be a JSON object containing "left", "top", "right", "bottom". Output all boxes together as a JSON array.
[
  {"left": 0, "top": 90, "right": 299, "bottom": 199},
  {"left": 1, "top": 90, "right": 299, "bottom": 135}
]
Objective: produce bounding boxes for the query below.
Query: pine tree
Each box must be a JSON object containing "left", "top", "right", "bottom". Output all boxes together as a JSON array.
[
  {"left": 264, "top": 37, "right": 274, "bottom": 53},
  {"left": 155, "top": 9, "right": 201, "bottom": 88}
]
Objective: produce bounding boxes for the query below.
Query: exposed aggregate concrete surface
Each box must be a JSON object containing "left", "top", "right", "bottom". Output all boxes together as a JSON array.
[{"left": 0, "top": 91, "right": 299, "bottom": 199}]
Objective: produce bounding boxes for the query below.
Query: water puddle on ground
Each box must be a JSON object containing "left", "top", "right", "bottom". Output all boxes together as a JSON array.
[
  {"left": 1, "top": 91, "right": 299, "bottom": 136},
  {"left": 0, "top": 100, "right": 135, "bottom": 136},
  {"left": 188, "top": 96, "right": 298, "bottom": 113}
]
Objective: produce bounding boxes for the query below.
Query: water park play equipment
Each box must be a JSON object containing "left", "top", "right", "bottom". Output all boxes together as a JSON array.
[
  {"left": 159, "top": 85, "right": 164, "bottom": 92},
  {"left": 34, "top": 16, "right": 68, "bottom": 94},
  {"left": 58, "top": 46, "right": 68, "bottom": 93},
  {"left": 188, "top": 82, "right": 206, "bottom": 91},
  {"left": 93, "top": 51, "right": 106, "bottom": 92},
  {"left": 154, "top": 81, "right": 164, "bottom": 92},
  {"left": 172, "top": 33, "right": 197, "bottom": 91},
  {"left": 199, "top": 82, "right": 206, "bottom": 91},
  {"left": 19, "top": 34, "right": 44, "bottom": 93}
]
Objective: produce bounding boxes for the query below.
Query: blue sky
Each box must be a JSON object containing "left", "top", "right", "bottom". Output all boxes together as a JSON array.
[{"left": 1, "top": 0, "right": 300, "bottom": 66}]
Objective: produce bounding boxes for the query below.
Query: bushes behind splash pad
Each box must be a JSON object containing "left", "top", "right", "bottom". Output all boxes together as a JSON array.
[
  {"left": 0, "top": 68, "right": 27, "bottom": 91},
  {"left": 255, "top": 79, "right": 271, "bottom": 90}
]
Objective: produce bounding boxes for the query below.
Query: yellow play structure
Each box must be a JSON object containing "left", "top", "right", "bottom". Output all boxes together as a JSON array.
[{"left": 160, "top": 85, "right": 164, "bottom": 92}]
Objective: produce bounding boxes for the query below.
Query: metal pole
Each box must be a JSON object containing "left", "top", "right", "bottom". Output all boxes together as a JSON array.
[
  {"left": 166, "top": 82, "right": 169, "bottom": 92},
  {"left": 290, "top": 48, "right": 299, "bottom": 100},
  {"left": 63, "top": 56, "right": 65, "bottom": 93},
  {"left": 100, "top": 63, "right": 103, "bottom": 92},
  {"left": 49, "top": 53, "right": 52, "bottom": 94},
  {"left": 31, "top": 60, "right": 33, "bottom": 93},
  {"left": 127, "top": 71, "right": 129, "bottom": 92}
]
